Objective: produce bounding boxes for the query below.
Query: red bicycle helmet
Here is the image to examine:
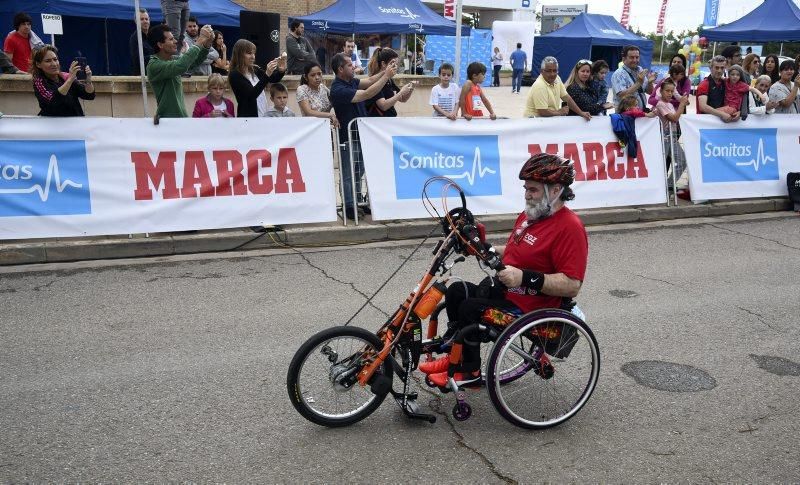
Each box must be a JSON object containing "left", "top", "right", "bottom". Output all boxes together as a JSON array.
[{"left": 518, "top": 153, "right": 575, "bottom": 186}]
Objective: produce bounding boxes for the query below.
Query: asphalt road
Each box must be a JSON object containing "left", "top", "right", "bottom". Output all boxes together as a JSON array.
[{"left": 1, "top": 213, "right": 798, "bottom": 482}]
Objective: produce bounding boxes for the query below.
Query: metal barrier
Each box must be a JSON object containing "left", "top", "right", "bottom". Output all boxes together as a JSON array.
[
  {"left": 345, "top": 118, "right": 368, "bottom": 226},
  {"left": 662, "top": 119, "right": 687, "bottom": 206},
  {"left": 330, "top": 125, "right": 349, "bottom": 226}
]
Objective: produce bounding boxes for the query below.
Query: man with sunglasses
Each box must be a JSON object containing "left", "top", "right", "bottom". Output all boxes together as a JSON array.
[{"left": 419, "top": 153, "right": 589, "bottom": 388}]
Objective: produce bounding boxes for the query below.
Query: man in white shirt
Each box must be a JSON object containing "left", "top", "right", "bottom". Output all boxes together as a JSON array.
[{"left": 343, "top": 39, "right": 364, "bottom": 74}]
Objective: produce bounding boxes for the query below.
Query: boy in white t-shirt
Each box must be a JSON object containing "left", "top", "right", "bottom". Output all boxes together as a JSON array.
[{"left": 430, "top": 63, "right": 459, "bottom": 120}]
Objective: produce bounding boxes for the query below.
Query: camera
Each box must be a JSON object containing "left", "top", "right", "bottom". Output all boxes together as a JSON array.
[{"left": 75, "top": 56, "right": 87, "bottom": 81}]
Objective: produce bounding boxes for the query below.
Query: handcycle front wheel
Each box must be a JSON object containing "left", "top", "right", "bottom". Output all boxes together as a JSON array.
[
  {"left": 287, "top": 326, "right": 392, "bottom": 427},
  {"left": 486, "top": 309, "right": 600, "bottom": 429}
]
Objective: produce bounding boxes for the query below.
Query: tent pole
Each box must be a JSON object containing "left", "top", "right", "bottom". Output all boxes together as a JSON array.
[
  {"left": 454, "top": 0, "right": 463, "bottom": 84},
  {"left": 104, "top": 18, "right": 111, "bottom": 75},
  {"left": 779, "top": 43, "right": 783, "bottom": 56},
  {"left": 659, "top": 35, "right": 664, "bottom": 64},
  {"left": 134, "top": 0, "right": 150, "bottom": 117},
  {"left": 413, "top": 34, "right": 417, "bottom": 75},
  {"left": 712, "top": 42, "right": 716, "bottom": 56}
]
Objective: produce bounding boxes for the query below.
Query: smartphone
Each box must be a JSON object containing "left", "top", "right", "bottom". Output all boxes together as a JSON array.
[{"left": 75, "top": 56, "right": 87, "bottom": 81}]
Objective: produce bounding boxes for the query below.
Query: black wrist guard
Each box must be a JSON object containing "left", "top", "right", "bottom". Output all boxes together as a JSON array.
[{"left": 521, "top": 270, "right": 545, "bottom": 294}]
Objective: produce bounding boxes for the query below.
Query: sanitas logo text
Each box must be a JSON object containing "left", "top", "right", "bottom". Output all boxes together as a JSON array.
[
  {"left": 378, "top": 6, "right": 420, "bottom": 19},
  {"left": 397, "top": 152, "right": 463, "bottom": 170},
  {"left": 703, "top": 142, "right": 751, "bottom": 158},
  {"left": 1, "top": 163, "right": 33, "bottom": 180}
]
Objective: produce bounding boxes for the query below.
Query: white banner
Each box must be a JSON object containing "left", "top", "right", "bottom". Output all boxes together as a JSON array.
[
  {"left": 357, "top": 117, "right": 666, "bottom": 220},
  {"left": 680, "top": 115, "right": 800, "bottom": 200},
  {"left": 0, "top": 117, "right": 336, "bottom": 240}
]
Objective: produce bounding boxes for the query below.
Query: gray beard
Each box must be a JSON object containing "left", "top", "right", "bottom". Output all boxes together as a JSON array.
[{"left": 525, "top": 197, "right": 551, "bottom": 221}]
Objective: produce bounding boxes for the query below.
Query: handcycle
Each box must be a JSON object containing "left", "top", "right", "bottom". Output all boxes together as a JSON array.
[{"left": 286, "top": 178, "right": 600, "bottom": 429}]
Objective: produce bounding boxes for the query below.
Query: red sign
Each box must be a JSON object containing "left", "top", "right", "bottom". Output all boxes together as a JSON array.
[
  {"left": 528, "top": 142, "right": 650, "bottom": 181},
  {"left": 443, "top": 0, "right": 455, "bottom": 20},
  {"left": 656, "top": 0, "right": 669, "bottom": 35},
  {"left": 620, "top": 0, "right": 631, "bottom": 29},
  {"left": 131, "top": 148, "right": 307, "bottom": 200}
]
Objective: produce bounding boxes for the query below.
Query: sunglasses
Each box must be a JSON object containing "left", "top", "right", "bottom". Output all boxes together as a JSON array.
[{"left": 577, "top": 59, "right": 592, "bottom": 66}]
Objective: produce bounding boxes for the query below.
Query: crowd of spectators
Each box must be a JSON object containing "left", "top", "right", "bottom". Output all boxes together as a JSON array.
[{"left": 4, "top": 10, "right": 800, "bottom": 219}]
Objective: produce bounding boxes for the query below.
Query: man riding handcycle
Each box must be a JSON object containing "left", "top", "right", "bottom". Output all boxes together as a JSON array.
[{"left": 287, "top": 153, "right": 600, "bottom": 429}]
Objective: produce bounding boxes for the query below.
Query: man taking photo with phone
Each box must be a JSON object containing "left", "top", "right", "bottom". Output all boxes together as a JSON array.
[{"left": 147, "top": 22, "right": 213, "bottom": 118}]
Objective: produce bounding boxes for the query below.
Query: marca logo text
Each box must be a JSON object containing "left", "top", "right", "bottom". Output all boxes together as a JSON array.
[
  {"left": 699, "top": 128, "right": 778, "bottom": 183},
  {"left": 392, "top": 135, "right": 501, "bottom": 199},
  {"left": 0, "top": 140, "right": 91, "bottom": 217}
]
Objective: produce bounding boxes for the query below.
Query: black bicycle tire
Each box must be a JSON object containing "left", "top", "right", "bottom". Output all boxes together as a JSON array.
[
  {"left": 486, "top": 309, "right": 600, "bottom": 430},
  {"left": 287, "top": 326, "right": 392, "bottom": 427}
]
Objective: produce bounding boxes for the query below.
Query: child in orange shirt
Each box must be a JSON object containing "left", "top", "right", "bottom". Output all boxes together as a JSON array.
[{"left": 458, "top": 62, "right": 497, "bottom": 120}]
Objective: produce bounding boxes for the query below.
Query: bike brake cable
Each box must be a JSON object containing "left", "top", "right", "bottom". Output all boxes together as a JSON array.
[{"left": 344, "top": 223, "right": 440, "bottom": 326}]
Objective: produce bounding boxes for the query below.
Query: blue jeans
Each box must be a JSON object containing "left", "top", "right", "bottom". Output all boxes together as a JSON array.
[
  {"left": 160, "top": 0, "right": 190, "bottom": 44},
  {"left": 512, "top": 69, "right": 523, "bottom": 92},
  {"left": 511, "top": 69, "right": 522, "bottom": 92}
]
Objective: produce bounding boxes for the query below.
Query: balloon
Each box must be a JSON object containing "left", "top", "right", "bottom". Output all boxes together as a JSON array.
[
  {"left": 684, "top": 38, "right": 692, "bottom": 45},
  {"left": 678, "top": 48, "right": 686, "bottom": 55},
  {"left": 689, "top": 66, "right": 695, "bottom": 75},
  {"left": 692, "top": 34, "right": 700, "bottom": 43},
  {"left": 689, "top": 53, "right": 696, "bottom": 63},
  {"left": 694, "top": 45, "right": 702, "bottom": 54}
]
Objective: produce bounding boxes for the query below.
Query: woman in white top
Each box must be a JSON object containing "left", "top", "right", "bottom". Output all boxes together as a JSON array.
[
  {"left": 296, "top": 62, "right": 338, "bottom": 128},
  {"left": 767, "top": 60, "right": 800, "bottom": 114},
  {"left": 491, "top": 47, "right": 503, "bottom": 87},
  {"left": 748, "top": 75, "right": 778, "bottom": 115}
]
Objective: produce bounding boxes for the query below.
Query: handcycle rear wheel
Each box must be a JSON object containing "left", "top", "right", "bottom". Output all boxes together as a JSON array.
[
  {"left": 287, "top": 326, "right": 392, "bottom": 427},
  {"left": 486, "top": 309, "right": 600, "bottom": 429}
]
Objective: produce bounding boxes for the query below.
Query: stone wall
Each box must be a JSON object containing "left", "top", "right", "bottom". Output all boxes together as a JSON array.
[{"left": 0, "top": 73, "right": 440, "bottom": 118}]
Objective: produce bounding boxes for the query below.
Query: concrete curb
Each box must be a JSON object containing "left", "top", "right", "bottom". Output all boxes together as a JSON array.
[{"left": 0, "top": 198, "right": 793, "bottom": 266}]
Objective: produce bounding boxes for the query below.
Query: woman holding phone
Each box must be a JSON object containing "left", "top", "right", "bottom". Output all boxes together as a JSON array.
[
  {"left": 364, "top": 48, "right": 413, "bottom": 117},
  {"left": 30, "top": 45, "right": 95, "bottom": 116},
  {"left": 228, "top": 39, "right": 286, "bottom": 117}
]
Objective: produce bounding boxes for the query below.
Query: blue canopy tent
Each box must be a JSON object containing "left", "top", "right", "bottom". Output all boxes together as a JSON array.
[
  {"left": 289, "top": 0, "right": 469, "bottom": 35},
  {"left": 703, "top": 0, "right": 800, "bottom": 41},
  {"left": 0, "top": 0, "right": 243, "bottom": 74},
  {"left": 531, "top": 13, "right": 653, "bottom": 81}
]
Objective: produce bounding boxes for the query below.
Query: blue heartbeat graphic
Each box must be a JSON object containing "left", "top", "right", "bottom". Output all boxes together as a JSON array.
[
  {"left": 736, "top": 138, "right": 775, "bottom": 172},
  {"left": 445, "top": 147, "right": 496, "bottom": 185},
  {"left": 0, "top": 155, "right": 83, "bottom": 201}
]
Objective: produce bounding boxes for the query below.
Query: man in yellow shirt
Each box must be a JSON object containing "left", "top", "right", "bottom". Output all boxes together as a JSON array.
[{"left": 524, "top": 56, "right": 591, "bottom": 120}]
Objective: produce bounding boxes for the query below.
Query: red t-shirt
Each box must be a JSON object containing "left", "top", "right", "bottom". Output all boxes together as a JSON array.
[
  {"left": 502, "top": 208, "right": 588, "bottom": 313},
  {"left": 695, "top": 77, "right": 726, "bottom": 113},
  {"left": 4, "top": 31, "right": 32, "bottom": 72}
]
